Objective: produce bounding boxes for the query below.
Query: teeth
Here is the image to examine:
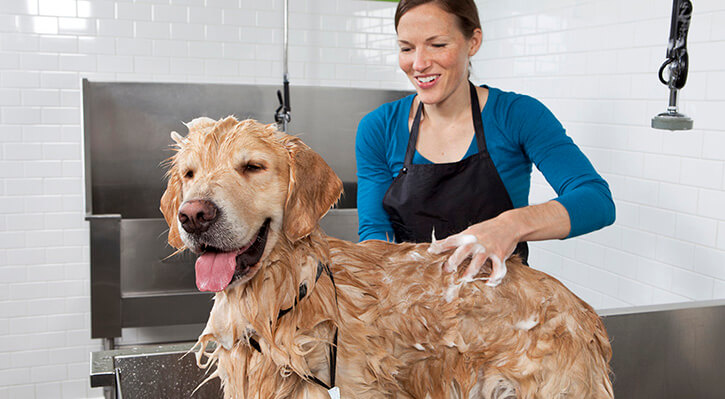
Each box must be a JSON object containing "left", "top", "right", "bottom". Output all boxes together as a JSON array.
[{"left": 417, "top": 76, "right": 437, "bottom": 83}]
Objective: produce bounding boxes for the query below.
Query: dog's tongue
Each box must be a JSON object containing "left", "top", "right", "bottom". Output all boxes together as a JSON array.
[{"left": 195, "top": 252, "right": 237, "bottom": 292}]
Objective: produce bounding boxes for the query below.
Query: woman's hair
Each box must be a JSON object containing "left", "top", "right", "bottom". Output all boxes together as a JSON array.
[{"left": 394, "top": 0, "right": 482, "bottom": 39}]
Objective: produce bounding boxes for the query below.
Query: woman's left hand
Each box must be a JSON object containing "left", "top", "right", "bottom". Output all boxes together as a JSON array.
[{"left": 427, "top": 213, "right": 519, "bottom": 287}]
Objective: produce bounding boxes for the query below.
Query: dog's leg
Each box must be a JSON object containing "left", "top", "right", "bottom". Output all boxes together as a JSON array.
[
  {"left": 292, "top": 382, "right": 333, "bottom": 399},
  {"left": 489, "top": 381, "right": 517, "bottom": 399},
  {"left": 469, "top": 374, "right": 518, "bottom": 399}
]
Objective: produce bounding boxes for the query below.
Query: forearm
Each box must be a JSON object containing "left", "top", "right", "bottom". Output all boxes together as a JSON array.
[{"left": 498, "top": 200, "right": 571, "bottom": 243}]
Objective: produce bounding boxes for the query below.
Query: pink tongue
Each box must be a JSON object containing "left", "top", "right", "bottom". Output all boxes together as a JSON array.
[{"left": 195, "top": 252, "right": 238, "bottom": 292}]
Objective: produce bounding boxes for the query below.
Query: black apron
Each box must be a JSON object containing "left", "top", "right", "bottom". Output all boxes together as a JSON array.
[{"left": 382, "top": 82, "right": 528, "bottom": 262}]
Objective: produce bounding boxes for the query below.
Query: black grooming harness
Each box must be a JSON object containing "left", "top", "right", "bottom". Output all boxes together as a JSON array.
[{"left": 247, "top": 261, "right": 339, "bottom": 391}]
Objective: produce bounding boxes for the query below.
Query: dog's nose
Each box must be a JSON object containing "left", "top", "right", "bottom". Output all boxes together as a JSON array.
[{"left": 178, "top": 200, "right": 218, "bottom": 234}]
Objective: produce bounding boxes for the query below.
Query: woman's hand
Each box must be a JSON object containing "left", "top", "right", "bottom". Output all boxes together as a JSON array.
[
  {"left": 427, "top": 213, "right": 518, "bottom": 286},
  {"left": 427, "top": 201, "right": 571, "bottom": 287}
]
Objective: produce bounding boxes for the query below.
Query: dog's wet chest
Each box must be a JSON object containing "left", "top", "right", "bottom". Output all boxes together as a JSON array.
[{"left": 202, "top": 292, "right": 256, "bottom": 350}]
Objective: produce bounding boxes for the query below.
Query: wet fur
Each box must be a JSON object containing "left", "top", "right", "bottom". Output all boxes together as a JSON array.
[{"left": 161, "top": 117, "right": 613, "bottom": 399}]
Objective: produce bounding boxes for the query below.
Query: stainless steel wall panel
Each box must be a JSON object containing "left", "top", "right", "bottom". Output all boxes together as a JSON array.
[
  {"left": 319, "top": 209, "right": 359, "bottom": 242},
  {"left": 120, "top": 219, "right": 196, "bottom": 295},
  {"left": 83, "top": 80, "right": 410, "bottom": 218},
  {"left": 120, "top": 294, "right": 213, "bottom": 329}
]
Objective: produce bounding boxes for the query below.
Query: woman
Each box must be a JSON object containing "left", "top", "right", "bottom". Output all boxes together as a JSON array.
[{"left": 356, "top": 0, "right": 615, "bottom": 278}]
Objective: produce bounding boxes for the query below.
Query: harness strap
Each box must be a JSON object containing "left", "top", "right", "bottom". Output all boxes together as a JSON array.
[{"left": 247, "top": 261, "right": 339, "bottom": 390}]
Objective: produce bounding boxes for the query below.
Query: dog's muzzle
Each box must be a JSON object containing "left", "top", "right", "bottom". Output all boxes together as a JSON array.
[{"left": 194, "top": 218, "right": 271, "bottom": 292}]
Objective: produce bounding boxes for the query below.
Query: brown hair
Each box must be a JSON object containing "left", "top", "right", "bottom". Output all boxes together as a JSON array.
[{"left": 394, "top": 0, "right": 482, "bottom": 39}]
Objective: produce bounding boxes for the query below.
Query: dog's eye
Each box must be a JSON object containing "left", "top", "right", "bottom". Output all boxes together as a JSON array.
[
  {"left": 244, "top": 163, "right": 264, "bottom": 173},
  {"left": 184, "top": 169, "right": 194, "bottom": 179}
]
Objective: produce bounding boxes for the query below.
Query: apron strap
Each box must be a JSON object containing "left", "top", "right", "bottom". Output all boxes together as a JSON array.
[
  {"left": 469, "top": 82, "right": 487, "bottom": 153},
  {"left": 404, "top": 101, "right": 424, "bottom": 166},
  {"left": 403, "top": 81, "right": 487, "bottom": 167}
]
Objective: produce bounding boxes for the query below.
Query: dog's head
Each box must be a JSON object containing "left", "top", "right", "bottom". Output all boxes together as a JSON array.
[{"left": 160, "top": 116, "right": 342, "bottom": 292}]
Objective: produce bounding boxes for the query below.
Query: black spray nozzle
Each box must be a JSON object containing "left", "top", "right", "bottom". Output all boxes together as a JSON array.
[
  {"left": 652, "top": 0, "right": 694, "bottom": 131},
  {"left": 274, "top": 81, "right": 291, "bottom": 128},
  {"left": 658, "top": 0, "right": 692, "bottom": 90}
]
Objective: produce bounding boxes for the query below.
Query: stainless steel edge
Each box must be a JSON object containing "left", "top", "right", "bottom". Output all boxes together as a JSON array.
[
  {"left": 601, "top": 301, "right": 725, "bottom": 399},
  {"left": 90, "top": 215, "right": 122, "bottom": 339},
  {"left": 82, "top": 78, "right": 93, "bottom": 216},
  {"left": 597, "top": 298, "right": 725, "bottom": 317}
]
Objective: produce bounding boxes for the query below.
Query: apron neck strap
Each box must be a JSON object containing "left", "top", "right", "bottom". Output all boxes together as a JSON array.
[
  {"left": 404, "top": 81, "right": 487, "bottom": 166},
  {"left": 469, "top": 82, "right": 487, "bottom": 153}
]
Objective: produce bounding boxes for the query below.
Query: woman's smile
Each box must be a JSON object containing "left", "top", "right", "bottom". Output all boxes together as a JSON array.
[{"left": 415, "top": 74, "right": 440, "bottom": 88}]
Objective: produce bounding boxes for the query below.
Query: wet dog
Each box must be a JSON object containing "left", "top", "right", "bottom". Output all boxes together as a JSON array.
[{"left": 160, "top": 116, "right": 613, "bottom": 399}]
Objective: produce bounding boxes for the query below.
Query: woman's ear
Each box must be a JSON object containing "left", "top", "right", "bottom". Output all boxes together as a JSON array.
[
  {"left": 468, "top": 28, "right": 483, "bottom": 57},
  {"left": 282, "top": 138, "right": 343, "bottom": 242}
]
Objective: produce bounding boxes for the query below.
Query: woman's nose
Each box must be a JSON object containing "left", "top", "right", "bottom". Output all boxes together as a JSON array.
[{"left": 412, "top": 49, "right": 431, "bottom": 71}]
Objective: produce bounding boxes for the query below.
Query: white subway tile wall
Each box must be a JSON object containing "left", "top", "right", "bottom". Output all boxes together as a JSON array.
[
  {"left": 0, "top": 0, "right": 402, "bottom": 397},
  {"left": 475, "top": 0, "right": 725, "bottom": 312},
  {"left": 0, "top": 0, "right": 724, "bottom": 397}
]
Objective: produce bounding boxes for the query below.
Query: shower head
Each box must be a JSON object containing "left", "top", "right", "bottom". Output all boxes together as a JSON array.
[
  {"left": 652, "top": 111, "right": 693, "bottom": 131},
  {"left": 651, "top": 87, "right": 693, "bottom": 131},
  {"left": 652, "top": 0, "right": 693, "bottom": 131}
]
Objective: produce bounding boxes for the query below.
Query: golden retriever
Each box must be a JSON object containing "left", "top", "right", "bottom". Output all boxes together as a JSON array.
[{"left": 160, "top": 116, "right": 613, "bottom": 399}]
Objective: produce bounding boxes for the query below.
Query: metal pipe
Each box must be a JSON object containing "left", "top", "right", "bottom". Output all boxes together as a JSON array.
[
  {"left": 283, "top": 0, "right": 288, "bottom": 82},
  {"left": 274, "top": 0, "right": 291, "bottom": 131},
  {"left": 281, "top": 0, "right": 291, "bottom": 132},
  {"left": 667, "top": 87, "right": 679, "bottom": 113}
]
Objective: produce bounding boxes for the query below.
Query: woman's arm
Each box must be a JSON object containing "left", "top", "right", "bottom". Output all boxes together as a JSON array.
[
  {"left": 500, "top": 199, "right": 571, "bottom": 243},
  {"left": 356, "top": 112, "right": 396, "bottom": 242},
  {"left": 511, "top": 95, "right": 615, "bottom": 238},
  {"left": 430, "top": 95, "right": 614, "bottom": 284}
]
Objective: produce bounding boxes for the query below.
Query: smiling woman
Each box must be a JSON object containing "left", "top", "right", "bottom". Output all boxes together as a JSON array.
[
  {"left": 356, "top": 0, "right": 616, "bottom": 277},
  {"left": 396, "top": 2, "right": 480, "bottom": 107}
]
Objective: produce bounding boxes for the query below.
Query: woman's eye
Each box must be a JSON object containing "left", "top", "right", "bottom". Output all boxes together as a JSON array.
[
  {"left": 432, "top": 43, "right": 447, "bottom": 48},
  {"left": 400, "top": 47, "right": 412, "bottom": 52}
]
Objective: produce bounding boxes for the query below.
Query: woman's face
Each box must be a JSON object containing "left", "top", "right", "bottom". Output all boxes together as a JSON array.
[{"left": 397, "top": 3, "right": 481, "bottom": 105}]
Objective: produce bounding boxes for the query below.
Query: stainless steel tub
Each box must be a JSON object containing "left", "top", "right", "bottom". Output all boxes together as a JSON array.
[{"left": 92, "top": 300, "right": 725, "bottom": 398}]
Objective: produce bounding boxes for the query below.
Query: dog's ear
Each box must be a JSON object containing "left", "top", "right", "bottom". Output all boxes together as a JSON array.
[
  {"left": 283, "top": 138, "right": 343, "bottom": 242},
  {"left": 160, "top": 132, "right": 186, "bottom": 249},
  {"left": 160, "top": 170, "right": 185, "bottom": 249},
  {"left": 184, "top": 117, "right": 217, "bottom": 132}
]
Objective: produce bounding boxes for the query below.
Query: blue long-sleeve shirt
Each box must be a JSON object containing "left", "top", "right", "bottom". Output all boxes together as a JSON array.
[{"left": 355, "top": 85, "right": 615, "bottom": 242}]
